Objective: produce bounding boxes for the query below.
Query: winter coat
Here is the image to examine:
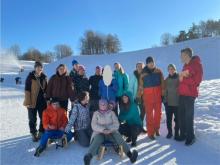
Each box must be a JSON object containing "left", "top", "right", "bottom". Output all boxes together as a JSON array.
[
  {"left": 98, "top": 78, "right": 118, "bottom": 101},
  {"left": 178, "top": 56, "right": 203, "bottom": 97},
  {"left": 23, "top": 71, "right": 47, "bottom": 109},
  {"left": 65, "top": 102, "right": 90, "bottom": 132},
  {"left": 42, "top": 105, "right": 68, "bottom": 130},
  {"left": 46, "top": 72, "right": 75, "bottom": 101},
  {"left": 119, "top": 91, "right": 142, "bottom": 127},
  {"left": 89, "top": 74, "right": 103, "bottom": 100},
  {"left": 69, "top": 69, "right": 78, "bottom": 78},
  {"left": 138, "top": 66, "right": 165, "bottom": 103},
  {"left": 72, "top": 74, "right": 89, "bottom": 96},
  {"left": 164, "top": 73, "right": 179, "bottom": 106},
  {"left": 113, "top": 70, "right": 129, "bottom": 97},
  {"left": 128, "top": 71, "right": 140, "bottom": 100},
  {"left": 91, "top": 110, "right": 119, "bottom": 139}
]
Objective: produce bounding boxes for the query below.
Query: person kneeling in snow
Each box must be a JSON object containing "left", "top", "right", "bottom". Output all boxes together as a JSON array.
[
  {"left": 34, "top": 98, "right": 73, "bottom": 157},
  {"left": 83, "top": 99, "right": 138, "bottom": 165}
]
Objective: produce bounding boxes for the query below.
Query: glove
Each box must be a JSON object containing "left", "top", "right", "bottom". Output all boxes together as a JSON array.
[{"left": 135, "top": 97, "right": 142, "bottom": 105}]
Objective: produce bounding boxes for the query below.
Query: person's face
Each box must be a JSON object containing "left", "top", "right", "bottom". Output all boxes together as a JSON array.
[
  {"left": 95, "top": 68, "right": 101, "bottom": 75},
  {"left": 73, "top": 64, "right": 79, "bottom": 71},
  {"left": 99, "top": 103, "right": 108, "bottom": 111},
  {"left": 35, "top": 66, "right": 43, "bottom": 75},
  {"left": 81, "top": 94, "right": 89, "bottom": 105},
  {"left": 114, "top": 63, "right": 120, "bottom": 70},
  {"left": 147, "top": 62, "right": 155, "bottom": 69},
  {"left": 78, "top": 69, "right": 85, "bottom": 75},
  {"left": 122, "top": 95, "right": 129, "bottom": 104},
  {"left": 58, "top": 66, "right": 65, "bottom": 75},
  {"left": 108, "top": 103, "right": 114, "bottom": 110},
  {"left": 51, "top": 102, "right": 60, "bottom": 109},
  {"left": 136, "top": 63, "right": 143, "bottom": 73},
  {"left": 181, "top": 52, "right": 190, "bottom": 64},
  {"left": 168, "top": 67, "right": 176, "bottom": 76}
]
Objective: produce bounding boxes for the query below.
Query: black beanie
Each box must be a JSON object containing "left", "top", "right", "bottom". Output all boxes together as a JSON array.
[
  {"left": 34, "top": 61, "right": 43, "bottom": 68},
  {"left": 50, "top": 97, "right": 60, "bottom": 103},
  {"left": 146, "top": 56, "right": 154, "bottom": 64}
]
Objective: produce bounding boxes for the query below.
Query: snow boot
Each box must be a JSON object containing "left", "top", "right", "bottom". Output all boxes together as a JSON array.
[
  {"left": 185, "top": 138, "right": 195, "bottom": 146},
  {"left": 84, "top": 153, "right": 92, "bottom": 165},
  {"left": 34, "top": 146, "right": 44, "bottom": 157},
  {"left": 31, "top": 133, "right": 38, "bottom": 142},
  {"left": 127, "top": 150, "right": 138, "bottom": 163},
  {"left": 166, "top": 132, "right": 173, "bottom": 139}
]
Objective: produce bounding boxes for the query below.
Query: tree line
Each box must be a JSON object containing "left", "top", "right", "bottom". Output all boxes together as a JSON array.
[{"left": 160, "top": 19, "right": 220, "bottom": 46}]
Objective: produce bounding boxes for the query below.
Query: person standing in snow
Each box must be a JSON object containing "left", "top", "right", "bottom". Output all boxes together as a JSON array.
[
  {"left": 64, "top": 91, "right": 92, "bottom": 147},
  {"left": 69, "top": 59, "right": 79, "bottom": 78},
  {"left": 119, "top": 91, "right": 142, "bottom": 147},
  {"left": 164, "top": 64, "right": 180, "bottom": 139},
  {"left": 34, "top": 98, "right": 73, "bottom": 157},
  {"left": 89, "top": 66, "right": 103, "bottom": 117},
  {"left": 83, "top": 99, "right": 138, "bottom": 165},
  {"left": 23, "top": 61, "right": 47, "bottom": 142},
  {"left": 138, "top": 56, "right": 165, "bottom": 140},
  {"left": 46, "top": 64, "right": 76, "bottom": 110},
  {"left": 177, "top": 48, "right": 203, "bottom": 145},
  {"left": 128, "top": 62, "right": 147, "bottom": 133},
  {"left": 72, "top": 65, "right": 90, "bottom": 97}
]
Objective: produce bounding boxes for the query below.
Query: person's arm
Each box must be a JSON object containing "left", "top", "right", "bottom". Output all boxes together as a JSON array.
[
  {"left": 108, "top": 111, "right": 119, "bottom": 132},
  {"left": 159, "top": 69, "right": 165, "bottom": 96},
  {"left": 65, "top": 106, "right": 78, "bottom": 133},
  {"left": 137, "top": 74, "right": 144, "bottom": 98},
  {"left": 91, "top": 112, "right": 105, "bottom": 133},
  {"left": 123, "top": 74, "right": 129, "bottom": 91},
  {"left": 46, "top": 76, "right": 54, "bottom": 100},
  {"left": 67, "top": 76, "right": 76, "bottom": 102},
  {"left": 23, "top": 74, "right": 32, "bottom": 107},
  {"left": 42, "top": 111, "right": 49, "bottom": 130},
  {"left": 60, "top": 110, "right": 68, "bottom": 130}
]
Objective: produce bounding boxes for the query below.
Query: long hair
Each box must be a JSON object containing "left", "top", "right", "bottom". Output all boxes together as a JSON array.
[
  {"left": 114, "top": 62, "right": 125, "bottom": 74},
  {"left": 119, "top": 95, "right": 131, "bottom": 111},
  {"left": 56, "top": 64, "right": 68, "bottom": 75}
]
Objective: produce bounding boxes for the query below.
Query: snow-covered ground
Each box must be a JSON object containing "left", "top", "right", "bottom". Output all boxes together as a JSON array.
[{"left": 1, "top": 37, "right": 220, "bottom": 164}]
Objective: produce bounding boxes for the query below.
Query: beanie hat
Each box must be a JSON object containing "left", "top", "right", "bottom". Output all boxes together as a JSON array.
[
  {"left": 34, "top": 61, "right": 43, "bottom": 68},
  {"left": 146, "top": 56, "right": 154, "bottom": 64},
  {"left": 99, "top": 99, "right": 108, "bottom": 106},
  {"left": 96, "top": 66, "right": 102, "bottom": 70},
  {"left": 168, "top": 64, "right": 177, "bottom": 71},
  {"left": 78, "top": 65, "right": 85, "bottom": 71},
  {"left": 72, "top": 60, "right": 79, "bottom": 66}
]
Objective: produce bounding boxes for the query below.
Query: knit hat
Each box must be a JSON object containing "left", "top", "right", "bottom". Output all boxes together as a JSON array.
[
  {"left": 99, "top": 99, "right": 108, "bottom": 106},
  {"left": 34, "top": 61, "right": 43, "bottom": 68},
  {"left": 72, "top": 60, "right": 79, "bottom": 66},
  {"left": 146, "top": 56, "right": 154, "bottom": 64},
  {"left": 96, "top": 66, "right": 102, "bottom": 70},
  {"left": 50, "top": 97, "right": 60, "bottom": 104},
  {"left": 168, "top": 64, "right": 177, "bottom": 71},
  {"left": 78, "top": 65, "right": 85, "bottom": 71}
]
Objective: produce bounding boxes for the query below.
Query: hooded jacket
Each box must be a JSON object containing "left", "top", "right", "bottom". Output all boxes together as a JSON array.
[
  {"left": 119, "top": 91, "right": 143, "bottom": 127},
  {"left": 178, "top": 56, "right": 203, "bottom": 97}
]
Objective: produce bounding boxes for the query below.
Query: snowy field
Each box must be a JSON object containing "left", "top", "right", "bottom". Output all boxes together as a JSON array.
[{"left": 1, "top": 37, "right": 220, "bottom": 164}]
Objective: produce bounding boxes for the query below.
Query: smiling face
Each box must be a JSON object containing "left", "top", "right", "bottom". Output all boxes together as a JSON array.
[
  {"left": 147, "top": 62, "right": 155, "bottom": 69},
  {"left": 51, "top": 102, "right": 60, "bottom": 109},
  {"left": 114, "top": 63, "right": 120, "bottom": 71},
  {"left": 99, "top": 102, "right": 108, "bottom": 111},
  {"left": 136, "top": 63, "right": 144, "bottom": 73},
  {"left": 58, "top": 66, "right": 66, "bottom": 75},
  {"left": 35, "top": 66, "right": 43, "bottom": 75},
  {"left": 168, "top": 67, "right": 176, "bottom": 76},
  {"left": 181, "top": 52, "right": 191, "bottom": 64},
  {"left": 122, "top": 95, "right": 129, "bottom": 104}
]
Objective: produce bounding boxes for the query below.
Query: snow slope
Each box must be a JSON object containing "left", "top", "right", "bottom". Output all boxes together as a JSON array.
[
  {"left": 45, "top": 37, "right": 220, "bottom": 80},
  {"left": 1, "top": 37, "right": 220, "bottom": 165},
  {"left": 1, "top": 79, "right": 220, "bottom": 165}
]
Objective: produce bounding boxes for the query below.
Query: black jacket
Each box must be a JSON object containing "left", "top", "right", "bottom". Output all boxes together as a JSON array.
[{"left": 89, "top": 75, "right": 103, "bottom": 100}]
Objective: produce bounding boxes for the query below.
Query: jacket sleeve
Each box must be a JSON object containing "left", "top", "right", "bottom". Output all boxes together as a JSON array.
[
  {"left": 65, "top": 106, "right": 78, "bottom": 133},
  {"left": 108, "top": 111, "right": 119, "bottom": 132},
  {"left": 159, "top": 69, "right": 165, "bottom": 96},
  {"left": 67, "top": 76, "right": 76, "bottom": 102},
  {"left": 123, "top": 74, "right": 129, "bottom": 91},
  {"left": 112, "top": 79, "right": 118, "bottom": 92},
  {"left": 46, "top": 76, "right": 53, "bottom": 100},
  {"left": 60, "top": 110, "right": 68, "bottom": 129},
  {"left": 137, "top": 74, "right": 144, "bottom": 98},
  {"left": 23, "top": 74, "right": 32, "bottom": 106},
  {"left": 42, "top": 111, "right": 49, "bottom": 130},
  {"left": 128, "top": 74, "right": 138, "bottom": 100},
  {"left": 91, "top": 112, "right": 105, "bottom": 133}
]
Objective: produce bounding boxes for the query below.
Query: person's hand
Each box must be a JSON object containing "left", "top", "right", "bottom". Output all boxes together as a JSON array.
[
  {"left": 62, "top": 133, "right": 67, "bottom": 139},
  {"left": 48, "top": 125, "right": 55, "bottom": 129},
  {"left": 59, "top": 127, "right": 65, "bottom": 131},
  {"left": 182, "top": 70, "right": 190, "bottom": 77},
  {"left": 135, "top": 97, "right": 142, "bottom": 105},
  {"left": 179, "top": 75, "right": 183, "bottom": 82},
  {"left": 103, "top": 129, "right": 111, "bottom": 135}
]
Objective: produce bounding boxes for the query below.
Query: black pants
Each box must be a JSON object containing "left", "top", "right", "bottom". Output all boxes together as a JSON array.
[
  {"left": 165, "top": 104, "right": 179, "bottom": 136},
  {"left": 138, "top": 100, "right": 145, "bottom": 123},
  {"left": 59, "top": 100, "right": 68, "bottom": 111},
  {"left": 119, "top": 123, "right": 141, "bottom": 143},
  {"left": 28, "top": 106, "right": 45, "bottom": 134},
  {"left": 89, "top": 99, "right": 99, "bottom": 118},
  {"left": 178, "top": 95, "right": 195, "bottom": 140}
]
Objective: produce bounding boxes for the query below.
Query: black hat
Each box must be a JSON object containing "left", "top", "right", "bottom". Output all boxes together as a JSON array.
[
  {"left": 50, "top": 97, "right": 60, "bottom": 104},
  {"left": 146, "top": 56, "right": 154, "bottom": 64},
  {"left": 34, "top": 61, "right": 43, "bottom": 68}
]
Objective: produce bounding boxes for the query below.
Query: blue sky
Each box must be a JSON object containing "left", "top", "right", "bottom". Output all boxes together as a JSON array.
[{"left": 1, "top": 0, "right": 220, "bottom": 54}]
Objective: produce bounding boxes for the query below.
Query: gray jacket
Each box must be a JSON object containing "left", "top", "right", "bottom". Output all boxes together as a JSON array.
[
  {"left": 164, "top": 73, "right": 179, "bottom": 107},
  {"left": 65, "top": 103, "right": 90, "bottom": 133}
]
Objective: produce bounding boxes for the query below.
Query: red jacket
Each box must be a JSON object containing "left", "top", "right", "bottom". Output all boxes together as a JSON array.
[
  {"left": 178, "top": 56, "right": 203, "bottom": 97},
  {"left": 43, "top": 105, "right": 68, "bottom": 130}
]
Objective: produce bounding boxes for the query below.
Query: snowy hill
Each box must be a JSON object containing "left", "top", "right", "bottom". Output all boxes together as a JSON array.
[
  {"left": 45, "top": 37, "right": 220, "bottom": 80},
  {"left": 1, "top": 37, "right": 220, "bottom": 165}
]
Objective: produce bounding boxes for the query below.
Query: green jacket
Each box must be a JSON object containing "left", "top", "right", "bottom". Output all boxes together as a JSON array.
[
  {"left": 113, "top": 70, "right": 129, "bottom": 97},
  {"left": 119, "top": 91, "right": 142, "bottom": 126}
]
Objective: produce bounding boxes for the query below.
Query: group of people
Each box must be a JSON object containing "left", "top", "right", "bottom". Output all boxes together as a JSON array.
[{"left": 23, "top": 47, "right": 203, "bottom": 164}]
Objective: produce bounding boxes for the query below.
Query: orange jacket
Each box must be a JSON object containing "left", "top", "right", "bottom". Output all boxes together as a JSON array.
[{"left": 42, "top": 105, "right": 68, "bottom": 130}]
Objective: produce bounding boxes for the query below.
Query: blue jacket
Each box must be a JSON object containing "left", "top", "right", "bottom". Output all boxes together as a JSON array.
[{"left": 98, "top": 78, "right": 118, "bottom": 101}]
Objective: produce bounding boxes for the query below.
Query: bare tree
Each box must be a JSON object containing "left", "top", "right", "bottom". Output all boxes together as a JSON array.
[
  {"left": 54, "top": 44, "right": 73, "bottom": 59},
  {"left": 160, "top": 33, "right": 173, "bottom": 46}
]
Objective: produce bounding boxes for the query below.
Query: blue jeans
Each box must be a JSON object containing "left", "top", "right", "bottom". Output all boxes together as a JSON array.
[{"left": 40, "top": 130, "right": 73, "bottom": 148}]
